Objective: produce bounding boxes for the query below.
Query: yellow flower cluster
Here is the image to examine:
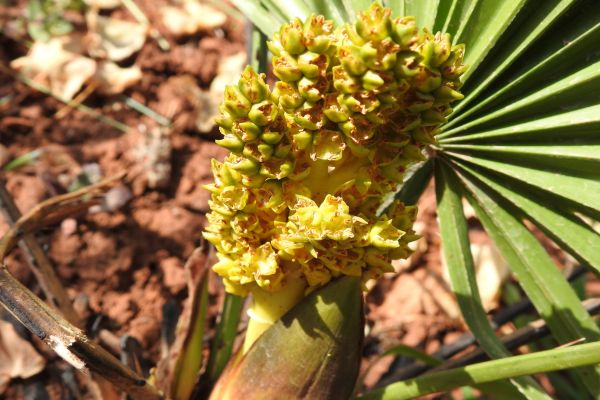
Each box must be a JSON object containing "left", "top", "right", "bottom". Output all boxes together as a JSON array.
[{"left": 204, "top": 3, "right": 466, "bottom": 296}]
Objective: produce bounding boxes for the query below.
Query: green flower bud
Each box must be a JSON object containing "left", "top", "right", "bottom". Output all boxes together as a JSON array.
[
  {"left": 234, "top": 121, "right": 261, "bottom": 142},
  {"left": 293, "top": 131, "right": 313, "bottom": 151},
  {"left": 273, "top": 54, "right": 303, "bottom": 82},
  {"left": 375, "top": 39, "right": 400, "bottom": 70},
  {"left": 421, "top": 109, "right": 446, "bottom": 125},
  {"left": 298, "top": 51, "right": 328, "bottom": 79},
  {"left": 267, "top": 37, "right": 284, "bottom": 57},
  {"left": 361, "top": 70, "right": 385, "bottom": 90},
  {"left": 355, "top": 3, "right": 392, "bottom": 42},
  {"left": 241, "top": 173, "right": 267, "bottom": 188},
  {"left": 369, "top": 220, "right": 402, "bottom": 248},
  {"left": 359, "top": 43, "right": 378, "bottom": 65},
  {"left": 248, "top": 101, "right": 279, "bottom": 126},
  {"left": 303, "top": 15, "right": 334, "bottom": 53},
  {"left": 339, "top": 45, "right": 368, "bottom": 76},
  {"left": 391, "top": 16, "right": 417, "bottom": 48},
  {"left": 216, "top": 134, "right": 244, "bottom": 153},
  {"left": 238, "top": 66, "right": 269, "bottom": 103},
  {"left": 260, "top": 158, "right": 294, "bottom": 179},
  {"left": 394, "top": 51, "right": 420, "bottom": 79},
  {"left": 441, "top": 44, "right": 468, "bottom": 80},
  {"left": 293, "top": 102, "right": 325, "bottom": 130},
  {"left": 230, "top": 157, "right": 260, "bottom": 174},
  {"left": 274, "top": 141, "right": 292, "bottom": 158},
  {"left": 258, "top": 144, "right": 274, "bottom": 159},
  {"left": 215, "top": 112, "right": 234, "bottom": 130},
  {"left": 243, "top": 143, "right": 274, "bottom": 162},
  {"left": 324, "top": 94, "right": 350, "bottom": 123},
  {"left": 273, "top": 81, "right": 304, "bottom": 111},
  {"left": 261, "top": 130, "right": 283, "bottom": 145},
  {"left": 414, "top": 67, "right": 442, "bottom": 93},
  {"left": 298, "top": 76, "right": 325, "bottom": 102},
  {"left": 280, "top": 19, "right": 306, "bottom": 55},
  {"left": 224, "top": 85, "right": 252, "bottom": 118},
  {"left": 432, "top": 32, "right": 452, "bottom": 67},
  {"left": 333, "top": 66, "right": 360, "bottom": 94},
  {"left": 433, "top": 85, "right": 464, "bottom": 104}
]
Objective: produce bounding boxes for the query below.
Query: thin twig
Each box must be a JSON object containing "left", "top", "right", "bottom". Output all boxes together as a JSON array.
[
  {"left": 55, "top": 81, "right": 100, "bottom": 120},
  {"left": 0, "top": 265, "right": 161, "bottom": 399}
]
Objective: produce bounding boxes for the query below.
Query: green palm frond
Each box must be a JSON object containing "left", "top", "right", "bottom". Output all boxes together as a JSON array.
[{"left": 233, "top": 0, "right": 600, "bottom": 397}]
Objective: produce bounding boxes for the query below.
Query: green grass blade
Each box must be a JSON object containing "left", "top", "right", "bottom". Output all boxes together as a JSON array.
[
  {"left": 304, "top": 0, "right": 349, "bottom": 25},
  {"left": 440, "top": 144, "right": 600, "bottom": 162},
  {"left": 205, "top": 294, "right": 244, "bottom": 383},
  {"left": 435, "top": 162, "right": 548, "bottom": 400},
  {"left": 232, "top": 0, "right": 282, "bottom": 36},
  {"left": 441, "top": 143, "right": 600, "bottom": 176},
  {"left": 452, "top": 161, "right": 600, "bottom": 275},
  {"left": 445, "top": 152, "right": 600, "bottom": 213},
  {"left": 262, "top": 0, "right": 311, "bottom": 23},
  {"left": 382, "top": 344, "right": 442, "bottom": 367},
  {"left": 431, "top": 0, "right": 453, "bottom": 33},
  {"left": 452, "top": 0, "right": 576, "bottom": 115},
  {"left": 384, "top": 0, "right": 404, "bottom": 17},
  {"left": 453, "top": 0, "right": 527, "bottom": 83},
  {"left": 442, "top": 59, "right": 600, "bottom": 138},
  {"left": 402, "top": 0, "right": 440, "bottom": 31},
  {"left": 171, "top": 277, "right": 209, "bottom": 400},
  {"left": 455, "top": 168, "right": 600, "bottom": 396},
  {"left": 3, "top": 149, "right": 44, "bottom": 171},
  {"left": 356, "top": 341, "right": 600, "bottom": 400},
  {"left": 438, "top": 0, "right": 475, "bottom": 37},
  {"left": 439, "top": 104, "right": 600, "bottom": 143},
  {"left": 444, "top": 2, "right": 600, "bottom": 130}
]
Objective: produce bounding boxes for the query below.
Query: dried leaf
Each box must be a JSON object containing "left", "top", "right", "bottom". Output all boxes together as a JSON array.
[
  {"left": 11, "top": 36, "right": 96, "bottom": 100},
  {"left": 161, "top": 1, "right": 227, "bottom": 37},
  {"left": 94, "top": 61, "right": 142, "bottom": 95},
  {"left": 473, "top": 243, "right": 510, "bottom": 311},
  {"left": 86, "top": 12, "right": 147, "bottom": 61},
  {"left": 154, "top": 245, "right": 211, "bottom": 399},
  {"left": 0, "top": 320, "right": 46, "bottom": 393}
]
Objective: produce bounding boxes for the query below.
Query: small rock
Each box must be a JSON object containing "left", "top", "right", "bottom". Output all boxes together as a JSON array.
[
  {"left": 61, "top": 218, "right": 78, "bottom": 237},
  {"left": 103, "top": 186, "right": 133, "bottom": 211}
]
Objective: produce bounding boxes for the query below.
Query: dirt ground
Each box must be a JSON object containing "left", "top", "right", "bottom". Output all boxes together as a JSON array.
[{"left": 1, "top": 2, "right": 591, "bottom": 399}]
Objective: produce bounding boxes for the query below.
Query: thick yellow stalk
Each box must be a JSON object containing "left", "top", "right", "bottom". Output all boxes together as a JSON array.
[{"left": 243, "top": 276, "right": 307, "bottom": 353}]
